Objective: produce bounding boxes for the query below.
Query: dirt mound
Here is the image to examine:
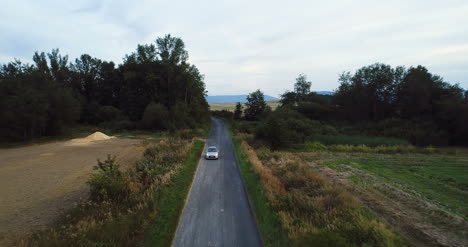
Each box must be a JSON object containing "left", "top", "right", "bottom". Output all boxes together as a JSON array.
[
  {"left": 83, "top": 132, "right": 112, "bottom": 141},
  {"left": 70, "top": 132, "right": 113, "bottom": 144}
]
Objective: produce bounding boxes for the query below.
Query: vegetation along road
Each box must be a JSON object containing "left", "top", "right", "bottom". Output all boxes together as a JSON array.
[{"left": 173, "top": 118, "right": 262, "bottom": 247}]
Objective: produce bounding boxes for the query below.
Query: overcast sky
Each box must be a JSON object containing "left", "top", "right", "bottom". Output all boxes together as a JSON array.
[{"left": 1, "top": 0, "right": 467, "bottom": 97}]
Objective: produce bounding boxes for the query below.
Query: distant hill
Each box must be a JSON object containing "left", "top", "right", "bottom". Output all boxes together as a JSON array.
[
  {"left": 315, "top": 91, "right": 335, "bottom": 95},
  {"left": 206, "top": 95, "right": 279, "bottom": 104}
]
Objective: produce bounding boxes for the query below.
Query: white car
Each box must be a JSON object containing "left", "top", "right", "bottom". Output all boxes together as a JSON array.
[{"left": 205, "top": 146, "right": 219, "bottom": 160}]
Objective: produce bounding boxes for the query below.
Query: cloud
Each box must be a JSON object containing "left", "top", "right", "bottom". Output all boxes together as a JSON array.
[{"left": 1, "top": 0, "right": 467, "bottom": 96}]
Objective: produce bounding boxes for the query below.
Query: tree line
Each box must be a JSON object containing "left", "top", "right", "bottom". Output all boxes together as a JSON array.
[
  {"left": 230, "top": 64, "right": 468, "bottom": 148},
  {"left": 0, "top": 34, "right": 210, "bottom": 141}
]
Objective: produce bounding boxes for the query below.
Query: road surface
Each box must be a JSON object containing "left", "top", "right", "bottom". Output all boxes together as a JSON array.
[{"left": 173, "top": 118, "right": 262, "bottom": 247}]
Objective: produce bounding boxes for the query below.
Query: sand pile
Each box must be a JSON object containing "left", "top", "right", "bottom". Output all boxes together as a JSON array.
[
  {"left": 83, "top": 132, "right": 113, "bottom": 141},
  {"left": 69, "top": 132, "right": 113, "bottom": 145}
]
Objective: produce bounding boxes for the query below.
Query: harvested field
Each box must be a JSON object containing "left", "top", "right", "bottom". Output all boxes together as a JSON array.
[
  {"left": 0, "top": 133, "right": 146, "bottom": 245},
  {"left": 209, "top": 100, "right": 280, "bottom": 112}
]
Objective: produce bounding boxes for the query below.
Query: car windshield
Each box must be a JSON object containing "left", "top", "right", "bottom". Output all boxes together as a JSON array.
[{"left": 208, "top": 147, "right": 217, "bottom": 152}]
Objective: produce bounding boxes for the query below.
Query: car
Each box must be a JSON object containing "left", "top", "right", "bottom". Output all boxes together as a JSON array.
[{"left": 205, "top": 146, "right": 219, "bottom": 160}]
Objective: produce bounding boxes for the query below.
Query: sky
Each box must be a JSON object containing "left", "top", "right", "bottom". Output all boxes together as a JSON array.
[{"left": 1, "top": 0, "right": 467, "bottom": 97}]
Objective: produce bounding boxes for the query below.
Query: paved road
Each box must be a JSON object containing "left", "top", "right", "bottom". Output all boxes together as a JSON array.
[{"left": 173, "top": 118, "right": 262, "bottom": 247}]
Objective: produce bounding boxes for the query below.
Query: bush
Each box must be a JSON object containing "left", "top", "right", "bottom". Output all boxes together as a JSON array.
[
  {"left": 256, "top": 108, "right": 319, "bottom": 149},
  {"left": 234, "top": 121, "right": 258, "bottom": 134},
  {"left": 87, "top": 155, "right": 128, "bottom": 202}
]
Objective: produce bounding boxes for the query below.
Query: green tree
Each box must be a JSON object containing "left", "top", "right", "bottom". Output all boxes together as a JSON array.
[
  {"left": 141, "top": 103, "right": 170, "bottom": 130},
  {"left": 156, "top": 34, "right": 188, "bottom": 65},
  {"left": 234, "top": 102, "right": 243, "bottom": 120},
  {"left": 294, "top": 74, "right": 311, "bottom": 102},
  {"left": 244, "top": 89, "right": 267, "bottom": 121}
]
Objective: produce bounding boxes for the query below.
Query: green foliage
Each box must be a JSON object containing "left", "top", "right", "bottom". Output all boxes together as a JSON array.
[
  {"left": 294, "top": 74, "right": 311, "bottom": 102},
  {"left": 141, "top": 103, "right": 170, "bottom": 130},
  {"left": 143, "top": 140, "right": 204, "bottom": 247},
  {"left": 234, "top": 102, "right": 243, "bottom": 119},
  {"left": 245, "top": 89, "right": 268, "bottom": 121},
  {"left": 0, "top": 34, "right": 210, "bottom": 143},
  {"left": 334, "top": 64, "right": 467, "bottom": 145},
  {"left": 87, "top": 155, "right": 127, "bottom": 202},
  {"left": 256, "top": 108, "right": 320, "bottom": 149},
  {"left": 0, "top": 72, "right": 80, "bottom": 141}
]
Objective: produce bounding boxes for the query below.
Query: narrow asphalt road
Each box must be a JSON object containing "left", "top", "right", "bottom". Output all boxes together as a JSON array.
[{"left": 173, "top": 118, "right": 262, "bottom": 247}]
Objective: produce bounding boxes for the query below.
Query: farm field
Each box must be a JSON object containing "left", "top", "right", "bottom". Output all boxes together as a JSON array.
[
  {"left": 301, "top": 150, "right": 468, "bottom": 246},
  {"left": 209, "top": 100, "right": 280, "bottom": 112},
  {"left": 236, "top": 131, "right": 468, "bottom": 246},
  {"left": 0, "top": 133, "right": 147, "bottom": 245}
]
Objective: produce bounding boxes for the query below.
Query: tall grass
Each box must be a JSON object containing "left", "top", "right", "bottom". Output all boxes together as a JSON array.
[
  {"left": 21, "top": 138, "right": 200, "bottom": 247},
  {"left": 239, "top": 135, "right": 407, "bottom": 246},
  {"left": 142, "top": 140, "right": 204, "bottom": 247},
  {"left": 308, "top": 134, "right": 410, "bottom": 146}
]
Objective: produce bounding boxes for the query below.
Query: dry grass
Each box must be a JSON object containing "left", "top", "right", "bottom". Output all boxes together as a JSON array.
[
  {"left": 239, "top": 135, "right": 406, "bottom": 246},
  {"left": 209, "top": 100, "right": 280, "bottom": 112}
]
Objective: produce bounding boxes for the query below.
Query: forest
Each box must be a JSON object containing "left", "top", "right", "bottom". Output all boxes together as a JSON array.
[
  {"left": 0, "top": 34, "right": 210, "bottom": 142},
  {"left": 223, "top": 64, "right": 468, "bottom": 148}
]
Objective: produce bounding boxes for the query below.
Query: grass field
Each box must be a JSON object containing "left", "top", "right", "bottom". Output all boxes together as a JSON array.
[
  {"left": 231, "top": 127, "right": 468, "bottom": 246},
  {"left": 234, "top": 133, "right": 407, "bottom": 246},
  {"left": 307, "top": 134, "right": 411, "bottom": 146},
  {"left": 321, "top": 152, "right": 468, "bottom": 220},
  {"left": 299, "top": 150, "right": 468, "bottom": 246},
  {"left": 209, "top": 100, "right": 280, "bottom": 112}
]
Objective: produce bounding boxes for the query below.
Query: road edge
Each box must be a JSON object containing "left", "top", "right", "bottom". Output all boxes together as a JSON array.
[
  {"left": 169, "top": 140, "right": 207, "bottom": 247},
  {"left": 223, "top": 119, "right": 265, "bottom": 247}
]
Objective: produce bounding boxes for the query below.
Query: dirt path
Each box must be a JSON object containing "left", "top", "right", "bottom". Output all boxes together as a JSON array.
[{"left": 0, "top": 137, "right": 146, "bottom": 244}]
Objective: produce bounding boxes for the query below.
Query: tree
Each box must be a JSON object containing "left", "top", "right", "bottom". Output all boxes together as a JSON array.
[
  {"left": 294, "top": 74, "right": 311, "bottom": 102},
  {"left": 244, "top": 89, "right": 267, "bottom": 121},
  {"left": 141, "top": 103, "right": 170, "bottom": 130},
  {"left": 156, "top": 34, "right": 188, "bottom": 65},
  {"left": 280, "top": 91, "right": 297, "bottom": 106},
  {"left": 335, "top": 63, "right": 404, "bottom": 121},
  {"left": 234, "top": 102, "right": 243, "bottom": 120}
]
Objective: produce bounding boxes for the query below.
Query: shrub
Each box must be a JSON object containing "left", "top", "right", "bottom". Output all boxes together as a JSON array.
[
  {"left": 234, "top": 121, "right": 258, "bottom": 134},
  {"left": 87, "top": 155, "right": 128, "bottom": 202},
  {"left": 256, "top": 108, "right": 319, "bottom": 149},
  {"left": 305, "top": 142, "right": 328, "bottom": 151}
]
